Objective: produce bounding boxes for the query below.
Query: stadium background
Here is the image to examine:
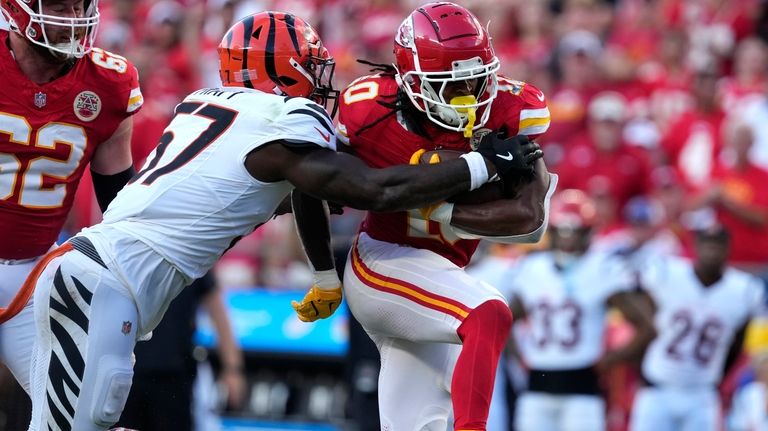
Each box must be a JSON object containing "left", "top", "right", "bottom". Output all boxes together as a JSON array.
[{"left": 4, "top": 0, "right": 768, "bottom": 430}]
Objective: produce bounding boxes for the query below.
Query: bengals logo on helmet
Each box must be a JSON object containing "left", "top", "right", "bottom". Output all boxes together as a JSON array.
[{"left": 217, "top": 11, "right": 339, "bottom": 115}]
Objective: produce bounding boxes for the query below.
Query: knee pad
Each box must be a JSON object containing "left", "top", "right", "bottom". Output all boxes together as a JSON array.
[{"left": 90, "top": 355, "right": 133, "bottom": 427}]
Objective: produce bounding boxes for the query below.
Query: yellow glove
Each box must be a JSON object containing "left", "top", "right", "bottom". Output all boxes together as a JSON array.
[{"left": 291, "top": 285, "right": 343, "bottom": 322}]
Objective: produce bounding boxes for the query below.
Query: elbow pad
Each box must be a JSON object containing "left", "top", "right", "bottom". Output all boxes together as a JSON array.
[{"left": 451, "top": 174, "right": 558, "bottom": 244}]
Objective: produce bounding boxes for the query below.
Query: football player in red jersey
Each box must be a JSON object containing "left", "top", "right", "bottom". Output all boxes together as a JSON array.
[
  {"left": 0, "top": 0, "right": 142, "bottom": 404},
  {"left": 334, "top": 2, "right": 557, "bottom": 430}
]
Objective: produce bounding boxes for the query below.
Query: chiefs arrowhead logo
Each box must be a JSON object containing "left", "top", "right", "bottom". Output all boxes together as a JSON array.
[{"left": 73, "top": 91, "right": 102, "bottom": 122}]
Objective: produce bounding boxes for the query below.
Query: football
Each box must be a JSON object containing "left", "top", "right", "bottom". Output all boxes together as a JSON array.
[{"left": 416, "top": 149, "right": 509, "bottom": 204}]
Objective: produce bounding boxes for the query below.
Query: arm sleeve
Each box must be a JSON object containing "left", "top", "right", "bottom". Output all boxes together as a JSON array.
[{"left": 91, "top": 166, "right": 135, "bottom": 212}]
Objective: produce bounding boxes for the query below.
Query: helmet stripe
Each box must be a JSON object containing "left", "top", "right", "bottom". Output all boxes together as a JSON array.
[
  {"left": 284, "top": 13, "right": 301, "bottom": 56},
  {"left": 264, "top": 12, "right": 283, "bottom": 88},
  {"left": 240, "top": 14, "right": 255, "bottom": 89}
]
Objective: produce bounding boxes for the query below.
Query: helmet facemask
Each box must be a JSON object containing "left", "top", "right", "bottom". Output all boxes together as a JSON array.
[
  {"left": 304, "top": 52, "right": 339, "bottom": 118},
  {"left": 399, "top": 55, "right": 500, "bottom": 137},
  {"left": 3, "top": 0, "right": 99, "bottom": 59}
]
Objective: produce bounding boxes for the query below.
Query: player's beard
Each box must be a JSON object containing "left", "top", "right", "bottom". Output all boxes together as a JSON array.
[
  {"left": 28, "top": 38, "right": 76, "bottom": 69},
  {"left": 31, "top": 28, "right": 81, "bottom": 69}
]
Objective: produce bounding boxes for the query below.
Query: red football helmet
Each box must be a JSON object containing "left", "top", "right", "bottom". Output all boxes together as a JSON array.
[
  {"left": 549, "top": 189, "right": 597, "bottom": 231},
  {"left": 218, "top": 11, "right": 339, "bottom": 116},
  {"left": 394, "top": 2, "right": 500, "bottom": 136},
  {"left": 0, "top": 0, "right": 100, "bottom": 58}
]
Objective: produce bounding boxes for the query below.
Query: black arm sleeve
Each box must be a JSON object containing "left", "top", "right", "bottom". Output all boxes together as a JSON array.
[{"left": 91, "top": 166, "right": 135, "bottom": 212}]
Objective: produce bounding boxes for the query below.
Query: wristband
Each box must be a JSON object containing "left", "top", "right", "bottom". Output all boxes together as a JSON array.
[
  {"left": 313, "top": 269, "right": 341, "bottom": 290},
  {"left": 459, "top": 152, "right": 489, "bottom": 191}
]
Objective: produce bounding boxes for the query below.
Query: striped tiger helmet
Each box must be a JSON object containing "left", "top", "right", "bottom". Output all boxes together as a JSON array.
[{"left": 218, "top": 11, "right": 339, "bottom": 116}]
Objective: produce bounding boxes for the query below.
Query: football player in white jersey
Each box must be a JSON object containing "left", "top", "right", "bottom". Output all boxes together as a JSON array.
[
  {"left": 629, "top": 224, "right": 766, "bottom": 431},
  {"left": 506, "top": 190, "right": 655, "bottom": 431},
  {"left": 15, "top": 11, "right": 546, "bottom": 431}
]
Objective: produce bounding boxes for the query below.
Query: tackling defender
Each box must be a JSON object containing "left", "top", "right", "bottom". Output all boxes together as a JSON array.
[
  {"left": 18, "top": 11, "right": 537, "bottom": 431},
  {"left": 0, "top": 0, "right": 141, "bottom": 400}
]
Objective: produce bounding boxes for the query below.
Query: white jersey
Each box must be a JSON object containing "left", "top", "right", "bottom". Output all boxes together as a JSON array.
[
  {"left": 84, "top": 87, "right": 336, "bottom": 280},
  {"left": 507, "top": 250, "right": 633, "bottom": 370},
  {"left": 640, "top": 256, "right": 765, "bottom": 387}
]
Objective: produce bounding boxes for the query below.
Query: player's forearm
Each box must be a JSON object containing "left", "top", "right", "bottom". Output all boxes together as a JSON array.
[
  {"left": 326, "top": 161, "right": 481, "bottom": 212},
  {"left": 449, "top": 162, "right": 551, "bottom": 236},
  {"left": 291, "top": 191, "right": 335, "bottom": 272},
  {"left": 449, "top": 199, "right": 542, "bottom": 236}
]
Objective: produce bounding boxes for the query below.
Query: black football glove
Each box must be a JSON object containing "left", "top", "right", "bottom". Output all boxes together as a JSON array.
[{"left": 476, "top": 132, "right": 543, "bottom": 178}]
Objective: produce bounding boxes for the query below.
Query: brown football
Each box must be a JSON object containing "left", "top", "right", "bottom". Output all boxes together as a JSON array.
[{"left": 416, "top": 149, "right": 509, "bottom": 204}]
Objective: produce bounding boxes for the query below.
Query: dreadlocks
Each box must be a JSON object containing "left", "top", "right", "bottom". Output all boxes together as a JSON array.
[{"left": 354, "top": 60, "right": 431, "bottom": 139}]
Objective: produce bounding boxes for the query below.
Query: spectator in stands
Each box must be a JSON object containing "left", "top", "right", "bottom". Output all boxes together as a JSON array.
[
  {"left": 741, "top": 72, "right": 768, "bottom": 172},
  {"left": 689, "top": 122, "right": 768, "bottom": 272},
  {"left": 635, "top": 29, "right": 694, "bottom": 135},
  {"left": 719, "top": 37, "right": 768, "bottom": 112},
  {"left": 542, "top": 29, "right": 604, "bottom": 158},
  {"left": 555, "top": 91, "right": 653, "bottom": 220},
  {"left": 660, "top": 63, "right": 725, "bottom": 190}
]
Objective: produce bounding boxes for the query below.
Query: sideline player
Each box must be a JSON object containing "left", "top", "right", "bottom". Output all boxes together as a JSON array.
[
  {"left": 0, "top": 0, "right": 142, "bottom": 399},
  {"left": 18, "top": 11, "right": 540, "bottom": 431},
  {"left": 506, "top": 190, "right": 655, "bottom": 431},
  {"left": 629, "top": 224, "right": 765, "bottom": 431},
  {"left": 337, "top": 3, "right": 557, "bottom": 430}
]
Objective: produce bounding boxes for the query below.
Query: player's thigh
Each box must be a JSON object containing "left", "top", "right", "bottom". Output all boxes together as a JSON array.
[
  {"left": 562, "top": 395, "right": 606, "bottom": 431},
  {"left": 29, "top": 250, "right": 138, "bottom": 431},
  {"left": 0, "top": 302, "right": 35, "bottom": 393},
  {"left": 514, "top": 392, "right": 560, "bottom": 431},
  {"left": 344, "top": 233, "right": 506, "bottom": 344},
  {"left": 629, "top": 387, "right": 675, "bottom": 431},
  {"left": 373, "top": 334, "right": 459, "bottom": 431},
  {"left": 681, "top": 389, "right": 719, "bottom": 431},
  {"left": 0, "top": 258, "right": 40, "bottom": 392}
]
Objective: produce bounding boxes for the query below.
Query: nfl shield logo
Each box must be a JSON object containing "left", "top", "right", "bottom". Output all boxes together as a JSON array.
[
  {"left": 121, "top": 321, "right": 132, "bottom": 335},
  {"left": 34, "top": 92, "right": 46, "bottom": 108}
]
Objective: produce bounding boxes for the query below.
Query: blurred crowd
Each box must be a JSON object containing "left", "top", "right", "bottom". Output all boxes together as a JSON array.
[{"left": 47, "top": 0, "right": 768, "bottom": 430}]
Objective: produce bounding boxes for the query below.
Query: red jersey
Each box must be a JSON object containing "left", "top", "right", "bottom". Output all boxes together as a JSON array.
[
  {"left": 555, "top": 132, "right": 653, "bottom": 213},
  {"left": 660, "top": 109, "right": 725, "bottom": 191},
  {"left": 0, "top": 30, "right": 143, "bottom": 259},
  {"left": 338, "top": 74, "right": 549, "bottom": 267},
  {"left": 711, "top": 164, "right": 768, "bottom": 265}
]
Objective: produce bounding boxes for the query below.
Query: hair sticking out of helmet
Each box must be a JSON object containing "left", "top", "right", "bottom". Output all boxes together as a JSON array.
[
  {"left": 0, "top": 0, "right": 100, "bottom": 58},
  {"left": 217, "top": 11, "right": 339, "bottom": 117},
  {"left": 393, "top": 2, "right": 500, "bottom": 134}
]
